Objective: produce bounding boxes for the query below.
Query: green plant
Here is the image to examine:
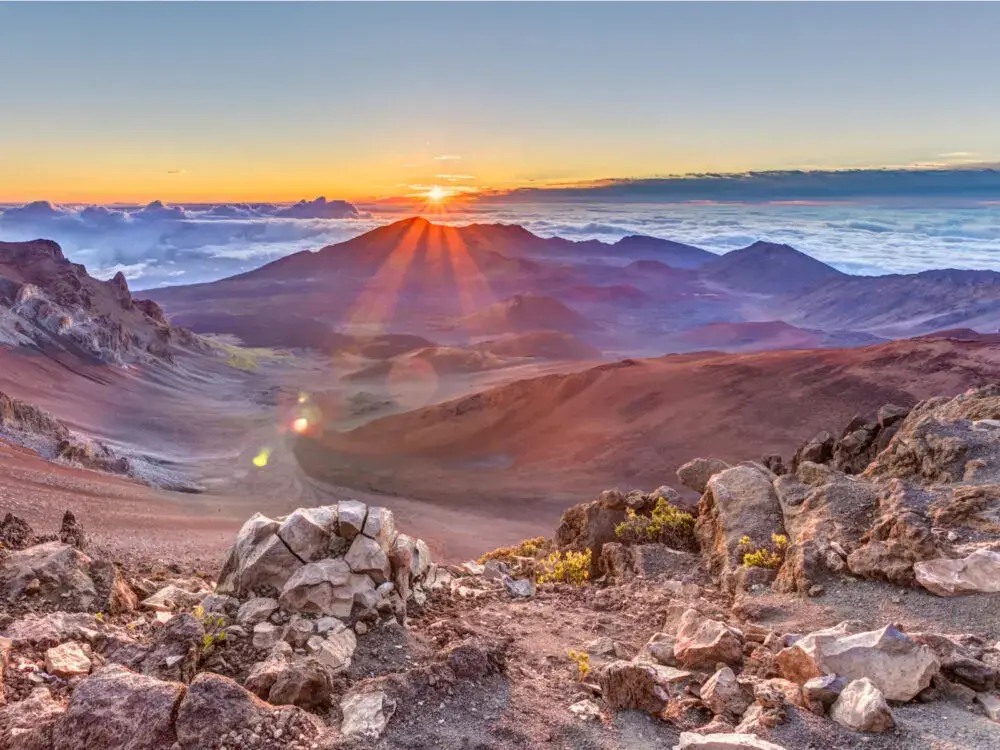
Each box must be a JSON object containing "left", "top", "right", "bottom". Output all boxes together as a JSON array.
[
  {"left": 537, "top": 549, "right": 592, "bottom": 585},
  {"left": 567, "top": 650, "right": 591, "bottom": 680},
  {"left": 742, "top": 532, "right": 789, "bottom": 569},
  {"left": 615, "top": 498, "right": 696, "bottom": 550},
  {"left": 192, "top": 606, "right": 228, "bottom": 656}
]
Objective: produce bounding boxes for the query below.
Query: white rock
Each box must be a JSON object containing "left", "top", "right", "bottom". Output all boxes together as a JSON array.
[
  {"left": 337, "top": 500, "right": 368, "bottom": 540},
  {"left": 252, "top": 622, "right": 282, "bottom": 650},
  {"left": 284, "top": 615, "right": 314, "bottom": 648},
  {"left": 676, "top": 457, "right": 731, "bottom": 494},
  {"left": 140, "top": 585, "right": 207, "bottom": 613},
  {"left": 915, "top": 549, "right": 1000, "bottom": 596},
  {"left": 978, "top": 692, "right": 1000, "bottom": 722},
  {"left": 340, "top": 690, "right": 396, "bottom": 739},
  {"left": 674, "top": 732, "right": 788, "bottom": 749},
  {"left": 306, "top": 627, "right": 358, "bottom": 672},
  {"left": 362, "top": 506, "right": 396, "bottom": 549},
  {"left": 278, "top": 558, "right": 353, "bottom": 616},
  {"left": 569, "top": 699, "right": 602, "bottom": 721},
  {"left": 345, "top": 535, "right": 392, "bottom": 584},
  {"left": 236, "top": 597, "right": 279, "bottom": 626},
  {"left": 44, "top": 642, "right": 91, "bottom": 678},
  {"left": 277, "top": 507, "right": 334, "bottom": 562},
  {"left": 236, "top": 534, "right": 303, "bottom": 595},
  {"left": 830, "top": 678, "right": 895, "bottom": 733},
  {"left": 776, "top": 622, "right": 938, "bottom": 701},
  {"left": 316, "top": 617, "right": 346, "bottom": 635}
]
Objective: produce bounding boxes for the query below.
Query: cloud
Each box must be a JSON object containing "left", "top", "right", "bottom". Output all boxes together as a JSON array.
[
  {"left": 274, "top": 197, "right": 360, "bottom": 220},
  {"left": 482, "top": 168, "right": 1000, "bottom": 204},
  {"left": 4, "top": 193, "right": 1000, "bottom": 291},
  {"left": 433, "top": 155, "right": 462, "bottom": 161},
  {"left": 166, "top": 168, "right": 186, "bottom": 175},
  {"left": 435, "top": 174, "right": 476, "bottom": 181},
  {"left": 0, "top": 197, "right": 373, "bottom": 288}
]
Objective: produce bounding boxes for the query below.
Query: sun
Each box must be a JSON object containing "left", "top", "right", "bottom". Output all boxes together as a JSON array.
[{"left": 426, "top": 185, "right": 448, "bottom": 203}]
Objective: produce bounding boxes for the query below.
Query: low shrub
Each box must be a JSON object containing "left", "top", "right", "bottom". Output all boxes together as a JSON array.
[
  {"left": 741, "top": 532, "right": 789, "bottom": 569},
  {"left": 614, "top": 498, "right": 697, "bottom": 550},
  {"left": 536, "top": 549, "right": 592, "bottom": 585},
  {"left": 567, "top": 649, "right": 591, "bottom": 680}
]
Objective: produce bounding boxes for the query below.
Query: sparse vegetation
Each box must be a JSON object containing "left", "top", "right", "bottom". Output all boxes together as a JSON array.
[
  {"left": 478, "top": 536, "right": 549, "bottom": 565},
  {"left": 202, "top": 335, "right": 292, "bottom": 372},
  {"left": 193, "top": 604, "right": 228, "bottom": 657},
  {"left": 567, "top": 649, "right": 591, "bottom": 681},
  {"left": 536, "top": 549, "right": 591, "bottom": 585},
  {"left": 614, "top": 497, "right": 697, "bottom": 550},
  {"left": 741, "top": 532, "right": 790, "bottom": 569}
]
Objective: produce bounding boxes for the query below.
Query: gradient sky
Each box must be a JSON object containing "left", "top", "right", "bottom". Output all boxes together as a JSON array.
[{"left": 2, "top": 2, "right": 999, "bottom": 203}]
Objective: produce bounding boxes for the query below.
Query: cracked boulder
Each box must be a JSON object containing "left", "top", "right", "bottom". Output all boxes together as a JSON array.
[{"left": 776, "top": 622, "right": 938, "bottom": 701}]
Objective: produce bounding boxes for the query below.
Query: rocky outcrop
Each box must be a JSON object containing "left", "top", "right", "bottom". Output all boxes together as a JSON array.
[
  {"left": 677, "top": 458, "right": 731, "bottom": 494},
  {"left": 696, "top": 465, "right": 785, "bottom": 591},
  {"left": 555, "top": 495, "right": 627, "bottom": 575},
  {"left": 174, "top": 672, "right": 324, "bottom": 749},
  {"left": 0, "top": 541, "right": 134, "bottom": 614},
  {"left": 0, "top": 239, "right": 204, "bottom": 365}
]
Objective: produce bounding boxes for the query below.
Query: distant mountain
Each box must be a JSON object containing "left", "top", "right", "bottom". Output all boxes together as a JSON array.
[
  {"left": 456, "top": 294, "right": 598, "bottom": 336},
  {"left": 612, "top": 235, "right": 716, "bottom": 268},
  {"left": 777, "top": 269, "right": 1000, "bottom": 336},
  {"left": 661, "top": 320, "right": 885, "bottom": 353},
  {"left": 701, "top": 240, "right": 846, "bottom": 293}
]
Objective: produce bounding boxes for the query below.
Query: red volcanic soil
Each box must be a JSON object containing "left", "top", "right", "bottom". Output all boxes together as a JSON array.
[
  {"left": 298, "top": 337, "right": 1000, "bottom": 528},
  {"left": 560, "top": 284, "right": 649, "bottom": 307},
  {"left": 472, "top": 332, "right": 602, "bottom": 361},
  {"left": 670, "top": 320, "right": 825, "bottom": 350},
  {"left": 456, "top": 294, "right": 597, "bottom": 335},
  {"left": 343, "top": 346, "right": 511, "bottom": 382},
  {"left": 662, "top": 320, "right": 883, "bottom": 353}
]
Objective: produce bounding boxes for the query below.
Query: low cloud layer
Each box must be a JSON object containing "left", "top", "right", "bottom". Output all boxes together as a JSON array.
[
  {"left": 2, "top": 194, "right": 1000, "bottom": 288},
  {"left": 0, "top": 198, "right": 374, "bottom": 287},
  {"left": 487, "top": 168, "right": 1000, "bottom": 203}
]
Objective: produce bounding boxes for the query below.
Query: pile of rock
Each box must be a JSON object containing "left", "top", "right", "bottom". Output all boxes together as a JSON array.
[
  {"left": 596, "top": 592, "right": 1000, "bottom": 743},
  {"left": 0, "top": 500, "right": 456, "bottom": 747}
]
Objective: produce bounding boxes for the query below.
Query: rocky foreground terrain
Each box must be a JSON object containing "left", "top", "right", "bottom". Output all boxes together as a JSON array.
[{"left": 3, "top": 386, "right": 1000, "bottom": 749}]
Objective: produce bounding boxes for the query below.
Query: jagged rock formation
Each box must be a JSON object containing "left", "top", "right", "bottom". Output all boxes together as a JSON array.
[
  {"left": 0, "top": 239, "right": 203, "bottom": 364},
  {"left": 0, "top": 390, "right": 131, "bottom": 476}
]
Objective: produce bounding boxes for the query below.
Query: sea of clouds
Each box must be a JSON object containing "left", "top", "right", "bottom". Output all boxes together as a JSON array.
[{"left": 2, "top": 193, "right": 1000, "bottom": 288}]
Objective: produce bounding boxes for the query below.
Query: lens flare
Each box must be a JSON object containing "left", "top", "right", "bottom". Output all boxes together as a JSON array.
[
  {"left": 292, "top": 417, "right": 310, "bottom": 434},
  {"left": 252, "top": 448, "right": 271, "bottom": 468}
]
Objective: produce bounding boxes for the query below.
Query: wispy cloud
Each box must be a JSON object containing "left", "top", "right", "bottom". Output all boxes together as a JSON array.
[
  {"left": 435, "top": 173, "right": 476, "bottom": 181},
  {"left": 166, "top": 168, "right": 186, "bottom": 175},
  {"left": 433, "top": 154, "right": 461, "bottom": 161}
]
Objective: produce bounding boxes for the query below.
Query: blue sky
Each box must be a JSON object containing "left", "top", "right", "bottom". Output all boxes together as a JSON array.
[{"left": 1, "top": 2, "right": 999, "bottom": 201}]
